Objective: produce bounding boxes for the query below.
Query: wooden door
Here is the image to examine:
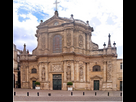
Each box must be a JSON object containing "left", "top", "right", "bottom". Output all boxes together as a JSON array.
[
  {"left": 94, "top": 80, "right": 99, "bottom": 90},
  {"left": 53, "top": 74, "right": 62, "bottom": 90}
]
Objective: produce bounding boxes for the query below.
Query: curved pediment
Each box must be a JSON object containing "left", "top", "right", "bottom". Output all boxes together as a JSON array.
[{"left": 30, "top": 76, "right": 39, "bottom": 80}]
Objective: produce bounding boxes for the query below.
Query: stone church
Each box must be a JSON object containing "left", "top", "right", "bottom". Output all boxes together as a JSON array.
[{"left": 20, "top": 10, "right": 123, "bottom": 91}]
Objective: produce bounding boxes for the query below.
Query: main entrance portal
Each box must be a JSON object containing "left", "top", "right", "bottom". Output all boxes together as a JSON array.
[
  {"left": 94, "top": 80, "right": 99, "bottom": 90},
  {"left": 53, "top": 74, "right": 62, "bottom": 90}
]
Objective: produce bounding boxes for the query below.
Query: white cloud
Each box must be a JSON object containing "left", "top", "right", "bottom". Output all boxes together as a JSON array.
[{"left": 13, "top": 0, "right": 123, "bottom": 58}]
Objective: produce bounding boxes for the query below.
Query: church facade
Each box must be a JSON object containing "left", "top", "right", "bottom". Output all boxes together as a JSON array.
[{"left": 19, "top": 11, "right": 123, "bottom": 91}]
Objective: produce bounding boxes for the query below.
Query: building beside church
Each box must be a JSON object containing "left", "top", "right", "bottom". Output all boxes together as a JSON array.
[
  {"left": 19, "top": 11, "right": 123, "bottom": 91},
  {"left": 13, "top": 44, "right": 21, "bottom": 88}
]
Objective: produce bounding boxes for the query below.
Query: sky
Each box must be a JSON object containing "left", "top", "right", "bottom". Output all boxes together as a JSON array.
[{"left": 13, "top": 0, "right": 123, "bottom": 59}]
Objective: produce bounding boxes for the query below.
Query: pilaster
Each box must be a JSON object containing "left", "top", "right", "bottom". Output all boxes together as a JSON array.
[
  {"left": 38, "top": 62, "right": 42, "bottom": 82},
  {"left": 87, "top": 62, "right": 90, "bottom": 82},
  {"left": 103, "top": 61, "right": 107, "bottom": 82},
  {"left": 83, "top": 62, "right": 86, "bottom": 82},
  {"left": 45, "top": 62, "right": 49, "bottom": 82},
  {"left": 71, "top": 29, "right": 74, "bottom": 52},
  {"left": 71, "top": 61, "right": 74, "bottom": 81},
  {"left": 76, "top": 61, "right": 79, "bottom": 81},
  {"left": 64, "top": 60, "right": 67, "bottom": 82}
]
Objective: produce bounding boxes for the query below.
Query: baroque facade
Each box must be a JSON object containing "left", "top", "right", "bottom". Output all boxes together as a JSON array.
[{"left": 19, "top": 11, "right": 123, "bottom": 91}]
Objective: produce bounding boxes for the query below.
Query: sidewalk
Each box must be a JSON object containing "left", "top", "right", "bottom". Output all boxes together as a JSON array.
[{"left": 13, "top": 88, "right": 123, "bottom": 97}]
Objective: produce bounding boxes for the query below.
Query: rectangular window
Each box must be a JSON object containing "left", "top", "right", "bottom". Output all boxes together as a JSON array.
[{"left": 53, "top": 35, "right": 62, "bottom": 53}]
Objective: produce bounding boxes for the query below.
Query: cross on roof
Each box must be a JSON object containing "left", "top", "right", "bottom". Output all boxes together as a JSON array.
[{"left": 54, "top": 0, "right": 60, "bottom": 11}]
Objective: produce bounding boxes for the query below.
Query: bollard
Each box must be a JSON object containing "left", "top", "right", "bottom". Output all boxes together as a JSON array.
[
  {"left": 83, "top": 92, "right": 85, "bottom": 95},
  {"left": 48, "top": 93, "right": 51, "bottom": 96},
  {"left": 95, "top": 92, "right": 97, "bottom": 96},
  {"left": 120, "top": 92, "right": 122, "bottom": 96},
  {"left": 71, "top": 92, "right": 73, "bottom": 96},
  {"left": 108, "top": 92, "right": 109, "bottom": 96},
  {"left": 14, "top": 92, "right": 16, "bottom": 96},
  {"left": 37, "top": 92, "right": 39, "bottom": 96},
  {"left": 27, "top": 92, "right": 29, "bottom": 96}
]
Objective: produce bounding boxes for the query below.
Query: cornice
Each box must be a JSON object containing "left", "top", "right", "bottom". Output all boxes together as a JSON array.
[{"left": 37, "top": 21, "right": 92, "bottom": 34}]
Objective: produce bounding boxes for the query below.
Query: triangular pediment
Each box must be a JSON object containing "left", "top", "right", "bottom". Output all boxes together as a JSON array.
[
  {"left": 37, "top": 15, "right": 72, "bottom": 28},
  {"left": 90, "top": 75, "right": 103, "bottom": 79}
]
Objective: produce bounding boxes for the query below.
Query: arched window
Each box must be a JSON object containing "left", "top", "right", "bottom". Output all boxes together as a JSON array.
[
  {"left": 31, "top": 68, "right": 37, "bottom": 73},
  {"left": 53, "top": 35, "right": 62, "bottom": 53},
  {"left": 93, "top": 65, "right": 101, "bottom": 71}
]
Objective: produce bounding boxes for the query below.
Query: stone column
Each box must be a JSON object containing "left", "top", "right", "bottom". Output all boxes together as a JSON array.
[
  {"left": 64, "top": 30, "right": 67, "bottom": 47},
  {"left": 27, "top": 66, "right": 29, "bottom": 82},
  {"left": 86, "top": 34, "right": 90, "bottom": 50},
  {"left": 45, "top": 62, "right": 49, "bottom": 82},
  {"left": 71, "top": 61, "right": 74, "bottom": 81},
  {"left": 83, "top": 62, "right": 86, "bottom": 82},
  {"left": 77, "top": 61, "right": 79, "bottom": 81},
  {"left": 38, "top": 62, "right": 42, "bottom": 82},
  {"left": 71, "top": 29, "right": 74, "bottom": 52},
  {"left": 107, "top": 61, "right": 112, "bottom": 82},
  {"left": 63, "top": 30, "right": 67, "bottom": 53},
  {"left": 64, "top": 60, "right": 67, "bottom": 82},
  {"left": 103, "top": 61, "right": 107, "bottom": 82},
  {"left": 45, "top": 33, "right": 48, "bottom": 50}
]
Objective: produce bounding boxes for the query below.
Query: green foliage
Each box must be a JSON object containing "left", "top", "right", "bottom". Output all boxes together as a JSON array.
[
  {"left": 67, "top": 82, "right": 73, "bottom": 85},
  {"left": 35, "top": 82, "right": 40, "bottom": 85}
]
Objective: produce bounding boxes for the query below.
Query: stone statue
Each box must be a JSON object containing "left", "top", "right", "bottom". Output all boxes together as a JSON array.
[
  {"left": 79, "top": 67, "right": 83, "bottom": 82},
  {"left": 67, "top": 66, "right": 71, "bottom": 81},
  {"left": 42, "top": 67, "right": 45, "bottom": 81}
]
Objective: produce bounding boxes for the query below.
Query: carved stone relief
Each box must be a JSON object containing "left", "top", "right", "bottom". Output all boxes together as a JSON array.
[
  {"left": 79, "top": 67, "right": 83, "bottom": 82},
  {"left": 79, "top": 35, "right": 83, "bottom": 47},
  {"left": 107, "top": 61, "right": 112, "bottom": 82},
  {"left": 51, "top": 64, "right": 62, "bottom": 72},
  {"left": 79, "top": 62, "right": 83, "bottom": 82}
]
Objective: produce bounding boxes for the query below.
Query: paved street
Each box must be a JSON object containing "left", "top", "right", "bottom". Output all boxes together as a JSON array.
[{"left": 14, "top": 89, "right": 123, "bottom": 101}]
